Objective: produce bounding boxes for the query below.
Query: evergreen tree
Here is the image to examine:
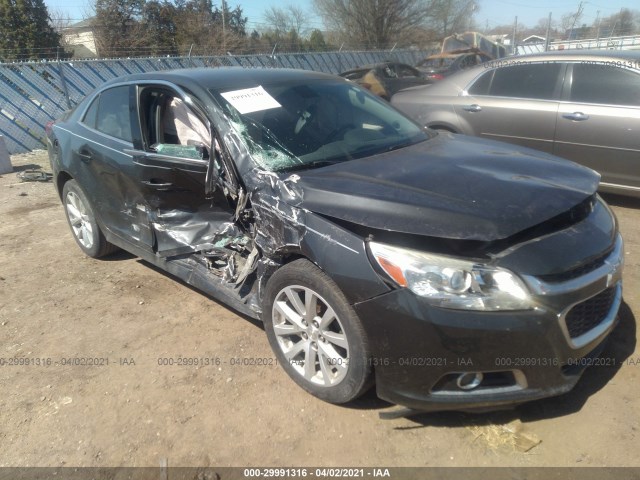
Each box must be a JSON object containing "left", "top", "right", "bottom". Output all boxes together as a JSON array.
[
  {"left": 308, "top": 29, "right": 327, "bottom": 51},
  {"left": 94, "top": 0, "right": 144, "bottom": 57},
  {"left": 173, "top": 0, "right": 246, "bottom": 55},
  {"left": 141, "top": 0, "right": 178, "bottom": 55},
  {"left": 0, "top": 0, "right": 66, "bottom": 61}
]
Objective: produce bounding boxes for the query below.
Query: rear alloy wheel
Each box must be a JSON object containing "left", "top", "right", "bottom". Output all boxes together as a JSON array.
[
  {"left": 263, "top": 259, "right": 372, "bottom": 403},
  {"left": 62, "top": 180, "right": 118, "bottom": 258}
]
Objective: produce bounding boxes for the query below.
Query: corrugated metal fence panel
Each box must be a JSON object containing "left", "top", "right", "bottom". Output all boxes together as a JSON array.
[
  {"left": 0, "top": 63, "right": 69, "bottom": 152},
  {"left": 0, "top": 49, "right": 432, "bottom": 154}
]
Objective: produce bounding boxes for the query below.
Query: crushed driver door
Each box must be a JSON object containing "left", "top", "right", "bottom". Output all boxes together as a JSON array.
[{"left": 126, "top": 83, "right": 237, "bottom": 257}]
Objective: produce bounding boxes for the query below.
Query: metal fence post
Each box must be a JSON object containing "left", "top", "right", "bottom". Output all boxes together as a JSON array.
[{"left": 57, "top": 61, "right": 72, "bottom": 110}]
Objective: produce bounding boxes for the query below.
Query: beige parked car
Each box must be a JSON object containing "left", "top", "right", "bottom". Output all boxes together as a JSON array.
[{"left": 392, "top": 50, "right": 640, "bottom": 197}]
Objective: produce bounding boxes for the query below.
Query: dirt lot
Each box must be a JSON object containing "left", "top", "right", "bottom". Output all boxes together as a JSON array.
[{"left": 0, "top": 150, "right": 638, "bottom": 468}]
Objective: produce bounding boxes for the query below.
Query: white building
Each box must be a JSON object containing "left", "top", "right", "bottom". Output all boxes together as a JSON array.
[{"left": 62, "top": 18, "right": 98, "bottom": 59}]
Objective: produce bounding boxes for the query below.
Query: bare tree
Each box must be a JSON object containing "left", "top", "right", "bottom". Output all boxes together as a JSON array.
[
  {"left": 425, "top": 0, "right": 478, "bottom": 39},
  {"left": 263, "top": 5, "right": 310, "bottom": 37},
  {"left": 314, "top": 0, "right": 431, "bottom": 48},
  {"left": 49, "top": 8, "right": 73, "bottom": 31},
  {"left": 534, "top": 16, "right": 558, "bottom": 36},
  {"left": 49, "top": 8, "right": 74, "bottom": 49},
  {"left": 600, "top": 8, "right": 640, "bottom": 37},
  {"left": 560, "top": 8, "right": 583, "bottom": 36}
]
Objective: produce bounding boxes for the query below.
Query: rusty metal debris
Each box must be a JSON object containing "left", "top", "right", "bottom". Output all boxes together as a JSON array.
[{"left": 17, "top": 169, "right": 52, "bottom": 182}]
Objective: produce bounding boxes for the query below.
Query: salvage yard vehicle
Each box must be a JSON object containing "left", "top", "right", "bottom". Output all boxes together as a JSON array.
[
  {"left": 392, "top": 50, "right": 640, "bottom": 197},
  {"left": 47, "top": 68, "right": 624, "bottom": 412},
  {"left": 339, "top": 62, "right": 429, "bottom": 99},
  {"left": 415, "top": 51, "right": 492, "bottom": 82},
  {"left": 414, "top": 32, "right": 504, "bottom": 83}
]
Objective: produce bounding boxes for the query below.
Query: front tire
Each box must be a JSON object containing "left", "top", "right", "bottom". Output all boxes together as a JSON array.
[
  {"left": 263, "top": 259, "right": 373, "bottom": 404},
  {"left": 62, "top": 179, "right": 118, "bottom": 258}
]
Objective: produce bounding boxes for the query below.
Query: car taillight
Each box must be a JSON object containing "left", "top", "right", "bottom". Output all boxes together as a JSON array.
[
  {"left": 428, "top": 74, "right": 444, "bottom": 81},
  {"left": 45, "top": 120, "right": 55, "bottom": 136}
]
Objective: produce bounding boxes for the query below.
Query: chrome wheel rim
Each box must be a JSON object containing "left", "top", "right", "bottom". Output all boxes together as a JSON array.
[
  {"left": 272, "top": 286, "right": 350, "bottom": 386},
  {"left": 65, "top": 191, "right": 94, "bottom": 249}
]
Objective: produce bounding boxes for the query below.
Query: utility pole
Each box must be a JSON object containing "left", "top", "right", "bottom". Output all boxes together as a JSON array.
[
  {"left": 512, "top": 16, "right": 518, "bottom": 54},
  {"left": 544, "top": 12, "right": 552, "bottom": 51},
  {"left": 222, "top": 0, "right": 226, "bottom": 54},
  {"left": 568, "top": 1, "right": 584, "bottom": 41},
  {"left": 595, "top": 10, "right": 601, "bottom": 45}
]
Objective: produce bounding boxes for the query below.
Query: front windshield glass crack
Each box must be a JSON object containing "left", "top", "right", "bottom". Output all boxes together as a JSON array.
[{"left": 211, "top": 80, "right": 429, "bottom": 173}]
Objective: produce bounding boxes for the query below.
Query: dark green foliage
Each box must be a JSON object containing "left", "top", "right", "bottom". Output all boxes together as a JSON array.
[
  {"left": 308, "top": 29, "right": 327, "bottom": 51},
  {"left": 172, "top": 0, "right": 247, "bottom": 55},
  {"left": 94, "top": 0, "right": 144, "bottom": 57},
  {"left": 141, "top": 0, "right": 178, "bottom": 55},
  {"left": 0, "top": 0, "right": 67, "bottom": 61}
]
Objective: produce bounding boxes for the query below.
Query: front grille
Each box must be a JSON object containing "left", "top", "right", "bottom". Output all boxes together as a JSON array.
[
  {"left": 539, "top": 252, "right": 609, "bottom": 283},
  {"left": 565, "top": 287, "right": 617, "bottom": 339}
]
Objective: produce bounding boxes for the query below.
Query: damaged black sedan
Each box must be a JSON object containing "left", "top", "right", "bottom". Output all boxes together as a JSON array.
[{"left": 47, "top": 68, "right": 624, "bottom": 412}]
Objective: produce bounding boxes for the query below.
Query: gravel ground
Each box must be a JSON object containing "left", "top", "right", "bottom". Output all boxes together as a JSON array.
[{"left": 0, "top": 150, "right": 638, "bottom": 468}]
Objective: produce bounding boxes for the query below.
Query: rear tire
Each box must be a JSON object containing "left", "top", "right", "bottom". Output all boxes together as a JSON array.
[
  {"left": 62, "top": 179, "right": 118, "bottom": 258},
  {"left": 263, "top": 259, "right": 373, "bottom": 404}
]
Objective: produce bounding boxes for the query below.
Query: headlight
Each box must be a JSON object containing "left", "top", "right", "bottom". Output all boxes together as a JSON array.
[{"left": 369, "top": 242, "right": 532, "bottom": 311}]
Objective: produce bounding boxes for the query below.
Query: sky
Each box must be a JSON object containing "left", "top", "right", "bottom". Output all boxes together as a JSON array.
[{"left": 46, "top": 0, "right": 636, "bottom": 33}]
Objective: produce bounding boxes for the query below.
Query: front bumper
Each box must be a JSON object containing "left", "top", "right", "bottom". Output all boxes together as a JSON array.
[{"left": 354, "top": 234, "right": 624, "bottom": 412}]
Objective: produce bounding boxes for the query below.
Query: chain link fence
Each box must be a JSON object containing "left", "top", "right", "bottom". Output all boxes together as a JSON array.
[{"left": 0, "top": 48, "right": 431, "bottom": 154}]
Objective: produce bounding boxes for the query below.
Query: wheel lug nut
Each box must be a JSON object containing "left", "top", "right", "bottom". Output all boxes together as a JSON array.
[
  {"left": 302, "top": 333, "right": 308, "bottom": 339},
  {"left": 312, "top": 321, "right": 319, "bottom": 328},
  {"left": 319, "top": 335, "right": 325, "bottom": 342}
]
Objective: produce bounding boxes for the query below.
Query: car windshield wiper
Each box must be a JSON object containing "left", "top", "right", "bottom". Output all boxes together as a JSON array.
[
  {"left": 384, "top": 139, "right": 420, "bottom": 153},
  {"left": 277, "top": 159, "right": 346, "bottom": 173}
]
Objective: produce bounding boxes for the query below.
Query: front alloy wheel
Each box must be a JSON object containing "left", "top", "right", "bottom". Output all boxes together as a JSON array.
[
  {"left": 263, "top": 259, "right": 372, "bottom": 404},
  {"left": 272, "top": 286, "right": 350, "bottom": 386}
]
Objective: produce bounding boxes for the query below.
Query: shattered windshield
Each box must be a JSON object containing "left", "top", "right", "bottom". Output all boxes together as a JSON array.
[{"left": 209, "top": 79, "right": 429, "bottom": 173}]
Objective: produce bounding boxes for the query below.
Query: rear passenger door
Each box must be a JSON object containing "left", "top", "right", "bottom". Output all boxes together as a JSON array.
[
  {"left": 554, "top": 63, "right": 640, "bottom": 191},
  {"left": 74, "top": 84, "right": 153, "bottom": 249},
  {"left": 457, "top": 62, "right": 565, "bottom": 153}
]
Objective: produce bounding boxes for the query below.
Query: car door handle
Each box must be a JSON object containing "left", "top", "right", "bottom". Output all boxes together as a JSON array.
[
  {"left": 141, "top": 180, "right": 173, "bottom": 189},
  {"left": 463, "top": 104, "right": 482, "bottom": 112},
  {"left": 78, "top": 150, "right": 92, "bottom": 163},
  {"left": 563, "top": 112, "right": 590, "bottom": 121}
]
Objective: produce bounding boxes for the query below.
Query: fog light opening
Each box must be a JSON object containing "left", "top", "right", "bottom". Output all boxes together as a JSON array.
[{"left": 456, "top": 372, "right": 484, "bottom": 391}]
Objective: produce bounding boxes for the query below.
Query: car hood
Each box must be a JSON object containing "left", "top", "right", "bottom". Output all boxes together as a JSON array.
[{"left": 286, "top": 133, "right": 600, "bottom": 241}]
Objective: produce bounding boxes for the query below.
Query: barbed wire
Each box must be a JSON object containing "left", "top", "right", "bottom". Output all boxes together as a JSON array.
[
  {"left": 54, "top": 18, "right": 328, "bottom": 29},
  {"left": 0, "top": 44, "right": 430, "bottom": 63}
]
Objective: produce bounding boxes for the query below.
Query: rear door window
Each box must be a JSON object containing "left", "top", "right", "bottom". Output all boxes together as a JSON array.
[
  {"left": 570, "top": 63, "right": 640, "bottom": 106},
  {"left": 95, "top": 86, "right": 133, "bottom": 142},
  {"left": 469, "top": 63, "right": 562, "bottom": 100},
  {"left": 82, "top": 96, "right": 99, "bottom": 129}
]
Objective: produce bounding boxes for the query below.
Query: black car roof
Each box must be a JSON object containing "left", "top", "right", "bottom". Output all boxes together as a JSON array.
[{"left": 102, "top": 67, "right": 339, "bottom": 90}]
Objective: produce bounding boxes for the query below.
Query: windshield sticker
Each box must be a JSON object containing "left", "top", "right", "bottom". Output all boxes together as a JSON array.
[{"left": 221, "top": 86, "right": 281, "bottom": 114}]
